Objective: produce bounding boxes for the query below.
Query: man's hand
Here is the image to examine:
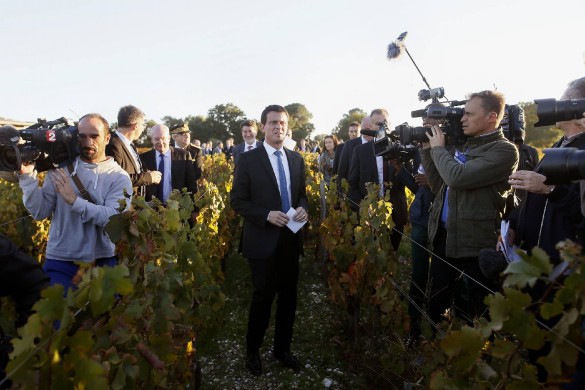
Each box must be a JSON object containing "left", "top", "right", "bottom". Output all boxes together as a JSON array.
[
  {"left": 147, "top": 171, "right": 162, "bottom": 185},
  {"left": 19, "top": 163, "right": 35, "bottom": 175},
  {"left": 292, "top": 207, "right": 308, "bottom": 223},
  {"left": 267, "top": 211, "right": 289, "bottom": 227},
  {"left": 50, "top": 168, "right": 77, "bottom": 205},
  {"left": 426, "top": 125, "right": 445, "bottom": 148},
  {"left": 415, "top": 173, "right": 428, "bottom": 186},
  {"left": 509, "top": 170, "right": 553, "bottom": 194}
]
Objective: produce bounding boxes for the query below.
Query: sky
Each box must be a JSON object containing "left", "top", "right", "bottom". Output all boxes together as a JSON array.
[{"left": 2, "top": 0, "right": 584, "bottom": 137}]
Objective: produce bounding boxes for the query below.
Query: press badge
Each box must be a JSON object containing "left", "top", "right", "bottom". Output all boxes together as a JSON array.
[{"left": 454, "top": 149, "right": 467, "bottom": 165}]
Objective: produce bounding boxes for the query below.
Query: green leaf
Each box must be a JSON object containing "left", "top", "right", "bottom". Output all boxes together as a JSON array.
[{"left": 440, "top": 326, "right": 484, "bottom": 371}]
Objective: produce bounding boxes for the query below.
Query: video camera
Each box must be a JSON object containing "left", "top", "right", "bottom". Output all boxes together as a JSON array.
[
  {"left": 0, "top": 118, "right": 79, "bottom": 172},
  {"left": 398, "top": 104, "right": 467, "bottom": 146},
  {"left": 373, "top": 120, "right": 417, "bottom": 162},
  {"left": 534, "top": 98, "right": 585, "bottom": 127}
]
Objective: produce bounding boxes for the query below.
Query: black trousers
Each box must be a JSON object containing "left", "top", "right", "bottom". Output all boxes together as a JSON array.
[
  {"left": 246, "top": 228, "right": 300, "bottom": 355},
  {"left": 428, "top": 227, "right": 495, "bottom": 325}
]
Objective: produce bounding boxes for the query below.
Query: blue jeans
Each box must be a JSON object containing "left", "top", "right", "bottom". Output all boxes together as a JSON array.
[{"left": 43, "top": 257, "right": 117, "bottom": 293}]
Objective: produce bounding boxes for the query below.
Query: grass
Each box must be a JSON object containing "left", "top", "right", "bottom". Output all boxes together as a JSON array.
[
  {"left": 195, "top": 230, "right": 427, "bottom": 390},
  {"left": 196, "top": 246, "right": 367, "bottom": 389}
]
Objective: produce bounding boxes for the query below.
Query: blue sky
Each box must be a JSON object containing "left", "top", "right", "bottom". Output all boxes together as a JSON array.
[{"left": 2, "top": 0, "right": 584, "bottom": 136}]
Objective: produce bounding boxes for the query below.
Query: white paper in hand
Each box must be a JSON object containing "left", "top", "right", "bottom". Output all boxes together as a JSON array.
[{"left": 285, "top": 207, "right": 306, "bottom": 233}]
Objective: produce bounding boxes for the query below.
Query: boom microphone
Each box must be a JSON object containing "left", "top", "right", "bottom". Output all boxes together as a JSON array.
[{"left": 386, "top": 31, "right": 408, "bottom": 60}]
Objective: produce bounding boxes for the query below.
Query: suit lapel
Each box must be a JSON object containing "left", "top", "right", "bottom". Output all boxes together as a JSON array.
[{"left": 116, "top": 134, "right": 139, "bottom": 173}]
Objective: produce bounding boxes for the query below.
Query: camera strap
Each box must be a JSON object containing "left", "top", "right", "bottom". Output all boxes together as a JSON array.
[{"left": 67, "top": 163, "right": 96, "bottom": 204}]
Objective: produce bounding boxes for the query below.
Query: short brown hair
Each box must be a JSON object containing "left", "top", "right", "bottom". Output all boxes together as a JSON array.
[
  {"left": 348, "top": 121, "right": 361, "bottom": 129},
  {"left": 467, "top": 90, "right": 506, "bottom": 124},
  {"left": 260, "top": 105, "right": 289, "bottom": 125},
  {"left": 117, "top": 105, "right": 144, "bottom": 128},
  {"left": 240, "top": 119, "right": 257, "bottom": 129}
]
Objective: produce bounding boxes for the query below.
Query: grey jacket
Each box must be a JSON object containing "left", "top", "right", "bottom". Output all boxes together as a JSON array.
[
  {"left": 19, "top": 157, "right": 132, "bottom": 262},
  {"left": 421, "top": 130, "right": 518, "bottom": 258}
]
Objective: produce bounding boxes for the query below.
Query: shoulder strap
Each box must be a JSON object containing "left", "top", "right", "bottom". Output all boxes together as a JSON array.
[{"left": 67, "top": 163, "right": 96, "bottom": 204}]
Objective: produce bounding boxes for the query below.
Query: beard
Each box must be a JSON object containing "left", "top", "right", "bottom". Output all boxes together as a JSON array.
[{"left": 81, "top": 147, "right": 98, "bottom": 161}]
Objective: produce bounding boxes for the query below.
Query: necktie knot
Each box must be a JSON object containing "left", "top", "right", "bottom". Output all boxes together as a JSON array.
[{"left": 247, "top": 145, "right": 253, "bottom": 151}]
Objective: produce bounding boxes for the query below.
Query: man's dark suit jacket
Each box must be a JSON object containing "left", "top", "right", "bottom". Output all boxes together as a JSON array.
[
  {"left": 139, "top": 147, "right": 197, "bottom": 202},
  {"left": 181, "top": 143, "right": 203, "bottom": 182},
  {"left": 232, "top": 141, "right": 263, "bottom": 166},
  {"left": 347, "top": 142, "right": 412, "bottom": 227},
  {"left": 332, "top": 142, "right": 345, "bottom": 176},
  {"left": 337, "top": 137, "right": 364, "bottom": 183},
  {"left": 106, "top": 132, "right": 152, "bottom": 196},
  {"left": 230, "top": 145, "right": 309, "bottom": 259}
]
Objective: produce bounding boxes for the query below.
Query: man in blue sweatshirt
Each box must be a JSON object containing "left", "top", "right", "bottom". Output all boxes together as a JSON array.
[{"left": 18, "top": 113, "right": 132, "bottom": 291}]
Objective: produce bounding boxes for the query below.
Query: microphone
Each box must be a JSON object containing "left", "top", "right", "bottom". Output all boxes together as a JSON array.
[
  {"left": 411, "top": 109, "right": 427, "bottom": 118},
  {"left": 386, "top": 31, "right": 408, "bottom": 60},
  {"left": 360, "top": 129, "right": 378, "bottom": 137}
]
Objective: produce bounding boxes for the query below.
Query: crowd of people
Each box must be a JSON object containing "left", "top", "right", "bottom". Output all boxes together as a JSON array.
[{"left": 3, "top": 75, "right": 585, "bottom": 385}]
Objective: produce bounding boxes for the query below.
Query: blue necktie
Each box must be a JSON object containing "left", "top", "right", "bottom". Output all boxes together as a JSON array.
[
  {"left": 275, "top": 150, "right": 290, "bottom": 212},
  {"left": 157, "top": 153, "right": 165, "bottom": 202}
]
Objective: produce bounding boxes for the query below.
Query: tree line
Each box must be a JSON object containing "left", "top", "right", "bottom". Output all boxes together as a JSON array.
[{"left": 122, "top": 101, "right": 561, "bottom": 150}]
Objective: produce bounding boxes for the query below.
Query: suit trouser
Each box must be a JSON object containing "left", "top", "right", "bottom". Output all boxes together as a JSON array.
[
  {"left": 246, "top": 228, "right": 300, "bottom": 355},
  {"left": 428, "top": 227, "right": 495, "bottom": 326}
]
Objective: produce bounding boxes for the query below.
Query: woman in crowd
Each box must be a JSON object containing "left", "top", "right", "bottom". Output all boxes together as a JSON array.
[{"left": 318, "top": 135, "right": 338, "bottom": 184}]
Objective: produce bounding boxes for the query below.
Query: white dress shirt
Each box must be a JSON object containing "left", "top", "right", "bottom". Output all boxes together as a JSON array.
[{"left": 263, "top": 142, "right": 291, "bottom": 208}]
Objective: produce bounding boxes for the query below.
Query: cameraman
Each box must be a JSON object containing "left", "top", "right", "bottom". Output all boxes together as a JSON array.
[
  {"left": 18, "top": 114, "right": 132, "bottom": 291},
  {"left": 421, "top": 91, "right": 518, "bottom": 326},
  {"left": 508, "top": 77, "right": 585, "bottom": 262}
]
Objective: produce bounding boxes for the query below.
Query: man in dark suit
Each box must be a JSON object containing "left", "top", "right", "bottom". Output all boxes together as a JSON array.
[
  {"left": 230, "top": 105, "right": 309, "bottom": 377},
  {"left": 140, "top": 124, "right": 196, "bottom": 203},
  {"left": 106, "top": 105, "right": 161, "bottom": 197},
  {"left": 336, "top": 116, "right": 373, "bottom": 184},
  {"left": 347, "top": 109, "right": 410, "bottom": 250},
  {"left": 170, "top": 122, "right": 203, "bottom": 182},
  {"left": 332, "top": 121, "right": 360, "bottom": 175},
  {"left": 233, "top": 119, "right": 263, "bottom": 165}
]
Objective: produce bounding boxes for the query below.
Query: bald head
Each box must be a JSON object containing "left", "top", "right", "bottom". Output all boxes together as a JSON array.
[
  {"left": 361, "top": 116, "right": 372, "bottom": 131},
  {"left": 151, "top": 124, "right": 170, "bottom": 154}
]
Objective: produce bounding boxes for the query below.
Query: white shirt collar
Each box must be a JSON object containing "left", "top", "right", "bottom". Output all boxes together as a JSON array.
[{"left": 263, "top": 142, "right": 285, "bottom": 156}]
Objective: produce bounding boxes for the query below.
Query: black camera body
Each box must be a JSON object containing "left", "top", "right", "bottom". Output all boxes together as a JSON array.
[
  {"left": 534, "top": 98, "right": 585, "bottom": 127},
  {"left": 373, "top": 120, "right": 417, "bottom": 162},
  {"left": 0, "top": 118, "right": 79, "bottom": 172},
  {"left": 401, "top": 106, "right": 467, "bottom": 146},
  {"left": 537, "top": 147, "right": 585, "bottom": 185}
]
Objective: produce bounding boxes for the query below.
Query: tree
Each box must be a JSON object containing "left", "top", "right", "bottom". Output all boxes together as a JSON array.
[
  {"left": 186, "top": 115, "right": 209, "bottom": 142},
  {"left": 332, "top": 108, "right": 367, "bottom": 141},
  {"left": 206, "top": 103, "right": 246, "bottom": 143},
  {"left": 520, "top": 102, "right": 563, "bottom": 149},
  {"left": 285, "top": 103, "right": 315, "bottom": 142}
]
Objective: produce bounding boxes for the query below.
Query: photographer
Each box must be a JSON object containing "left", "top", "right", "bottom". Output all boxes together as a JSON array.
[
  {"left": 421, "top": 91, "right": 518, "bottom": 326},
  {"left": 508, "top": 77, "right": 585, "bottom": 263},
  {"left": 18, "top": 114, "right": 132, "bottom": 291}
]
